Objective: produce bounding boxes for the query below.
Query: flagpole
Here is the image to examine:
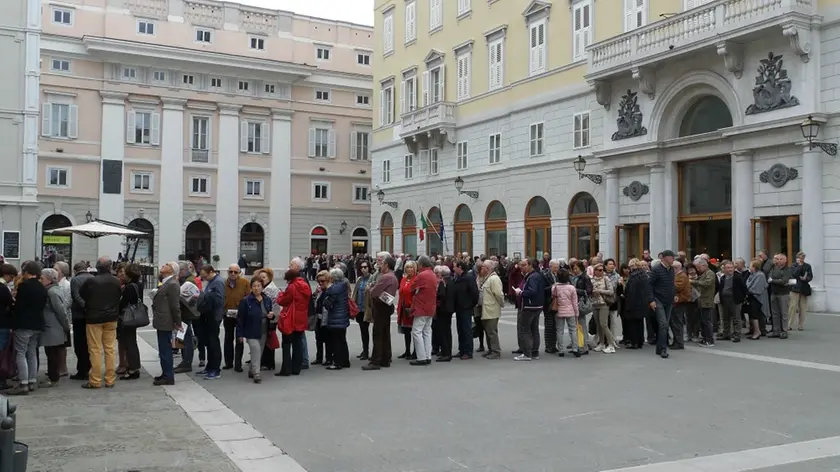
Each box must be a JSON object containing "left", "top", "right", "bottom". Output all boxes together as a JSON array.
[{"left": 438, "top": 203, "right": 449, "bottom": 254}]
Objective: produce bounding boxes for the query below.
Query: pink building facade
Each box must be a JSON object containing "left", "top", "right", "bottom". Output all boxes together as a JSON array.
[{"left": 37, "top": 0, "right": 373, "bottom": 271}]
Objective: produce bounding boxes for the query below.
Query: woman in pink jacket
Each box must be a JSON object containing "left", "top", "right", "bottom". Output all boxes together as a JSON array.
[{"left": 551, "top": 270, "right": 581, "bottom": 358}]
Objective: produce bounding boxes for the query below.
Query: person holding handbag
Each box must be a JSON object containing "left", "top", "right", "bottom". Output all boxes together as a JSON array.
[
  {"left": 236, "top": 278, "right": 273, "bottom": 384},
  {"left": 116, "top": 264, "right": 143, "bottom": 380},
  {"left": 276, "top": 258, "right": 311, "bottom": 377},
  {"left": 590, "top": 263, "right": 617, "bottom": 354}
]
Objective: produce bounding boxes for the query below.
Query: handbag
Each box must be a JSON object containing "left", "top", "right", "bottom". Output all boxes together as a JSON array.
[
  {"left": 588, "top": 315, "right": 597, "bottom": 335},
  {"left": 348, "top": 295, "right": 360, "bottom": 318},
  {"left": 578, "top": 293, "right": 593, "bottom": 316},
  {"left": 120, "top": 284, "right": 150, "bottom": 328},
  {"left": 280, "top": 304, "right": 295, "bottom": 336},
  {"left": 266, "top": 330, "right": 280, "bottom": 350}
]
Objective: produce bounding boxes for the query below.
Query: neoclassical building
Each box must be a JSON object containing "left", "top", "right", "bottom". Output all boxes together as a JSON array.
[{"left": 370, "top": 0, "right": 840, "bottom": 311}]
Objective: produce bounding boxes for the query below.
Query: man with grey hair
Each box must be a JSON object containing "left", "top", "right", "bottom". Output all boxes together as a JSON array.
[
  {"left": 363, "top": 254, "right": 398, "bottom": 371},
  {"left": 69, "top": 261, "right": 93, "bottom": 380},
  {"left": 78, "top": 257, "right": 122, "bottom": 389},
  {"left": 223, "top": 263, "right": 249, "bottom": 372},
  {"left": 53, "top": 261, "right": 72, "bottom": 377},
  {"left": 691, "top": 258, "right": 717, "bottom": 347},
  {"left": 151, "top": 261, "right": 183, "bottom": 385}
]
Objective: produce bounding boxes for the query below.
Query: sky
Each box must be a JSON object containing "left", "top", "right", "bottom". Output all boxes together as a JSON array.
[{"left": 240, "top": 0, "right": 375, "bottom": 26}]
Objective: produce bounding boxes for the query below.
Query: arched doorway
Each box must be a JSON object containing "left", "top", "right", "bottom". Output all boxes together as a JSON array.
[
  {"left": 568, "top": 193, "right": 599, "bottom": 261},
  {"left": 310, "top": 226, "right": 328, "bottom": 255},
  {"left": 485, "top": 201, "right": 507, "bottom": 257},
  {"left": 127, "top": 218, "right": 154, "bottom": 264},
  {"left": 525, "top": 197, "right": 551, "bottom": 259},
  {"left": 380, "top": 212, "right": 394, "bottom": 253},
  {"left": 678, "top": 95, "right": 733, "bottom": 137},
  {"left": 185, "top": 220, "right": 211, "bottom": 263},
  {"left": 240, "top": 223, "right": 264, "bottom": 275},
  {"left": 454, "top": 204, "right": 473, "bottom": 256},
  {"left": 42, "top": 214, "right": 73, "bottom": 264},
  {"left": 352, "top": 228, "right": 369, "bottom": 254},
  {"left": 426, "top": 207, "right": 443, "bottom": 256},
  {"left": 402, "top": 210, "right": 417, "bottom": 256}
]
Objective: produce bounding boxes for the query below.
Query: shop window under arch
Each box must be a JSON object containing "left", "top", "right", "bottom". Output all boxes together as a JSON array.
[
  {"left": 679, "top": 95, "right": 733, "bottom": 137},
  {"left": 568, "top": 193, "right": 599, "bottom": 261},
  {"left": 380, "top": 212, "right": 394, "bottom": 253},
  {"left": 454, "top": 204, "right": 473, "bottom": 256}
]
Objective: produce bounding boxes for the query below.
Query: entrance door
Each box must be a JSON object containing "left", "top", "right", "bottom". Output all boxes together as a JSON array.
[
  {"left": 679, "top": 218, "right": 732, "bottom": 260},
  {"left": 615, "top": 224, "right": 649, "bottom": 262},
  {"left": 678, "top": 156, "right": 733, "bottom": 260},
  {"left": 185, "top": 220, "right": 211, "bottom": 263},
  {"left": 751, "top": 216, "right": 800, "bottom": 261}
]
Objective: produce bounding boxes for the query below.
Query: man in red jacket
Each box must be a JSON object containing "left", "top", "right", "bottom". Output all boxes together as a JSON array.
[
  {"left": 276, "top": 258, "right": 311, "bottom": 376},
  {"left": 409, "top": 256, "right": 437, "bottom": 366}
]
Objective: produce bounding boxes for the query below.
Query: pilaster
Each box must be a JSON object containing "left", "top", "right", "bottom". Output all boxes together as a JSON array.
[
  {"left": 604, "top": 169, "right": 620, "bottom": 259},
  {"left": 393, "top": 226, "right": 403, "bottom": 254},
  {"left": 472, "top": 221, "right": 485, "bottom": 257},
  {"left": 97, "top": 91, "right": 129, "bottom": 259},
  {"left": 269, "top": 109, "right": 292, "bottom": 269},
  {"left": 158, "top": 97, "right": 186, "bottom": 262},
  {"left": 550, "top": 216, "right": 568, "bottom": 260},
  {"left": 508, "top": 218, "right": 525, "bottom": 259},
  {"left": 800, "top": 144, "right": 825, "bottom": 311},
  {"left": 731, "top": 150, "right": 754, "bottom": 264},
  {"left": 647, "top": 163, "right": 667, "bottom": 254},
  {"left": 216, "top": 104, "right": 241, "bottom": 267}
]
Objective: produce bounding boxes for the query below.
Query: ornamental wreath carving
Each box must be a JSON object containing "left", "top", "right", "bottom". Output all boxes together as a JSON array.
[
  {"left": 759, "top": 163, "right": 798, "bottom": 188},
  {"left": 612, "top": 90, "right": 648, "bottom": 141},
  {"left": 745, "top": 52, "right": 800, "bottom": 115},
  {"left": 622, "top": 181, "right": 650, "bottom": 201}
]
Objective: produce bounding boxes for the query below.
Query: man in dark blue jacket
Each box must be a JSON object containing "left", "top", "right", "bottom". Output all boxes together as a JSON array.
[
  {"left": 648, "top": 250, "right": 676, "bottom": 359},
  {"left": 514, "top": 258, "right": 545, "bottom": 361},
  {"left": 197, "top": 265, "right": 225, "bottom": 379}
]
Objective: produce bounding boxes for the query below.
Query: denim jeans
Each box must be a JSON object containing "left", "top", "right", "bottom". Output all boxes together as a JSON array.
[
  {"left": 300, "top": 333, "right": 309, "bottom": 367},
  {"left": 455, "top": 310, "right": 473, "bottom": 356},
  {"left": 14, "top": 330, "right": 40, "bottom": 385},
  {"left": 180, "top": 322, "right": 195, "bottom": 366},
  {"left": 655, "top": 302, "right": 673, "bottom": 352},
  {"left": 156, "top": 330, "right": 174, "bottom": 379}
]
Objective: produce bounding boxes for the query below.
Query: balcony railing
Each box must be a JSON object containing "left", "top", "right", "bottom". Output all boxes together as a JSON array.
[
  {"left": 587, "top": 0, "right": 812, "bottom": 77},
  {"left": 400, "top": 101, "right": 457, "bottom": 135},
  {"left": 191, "top": 149, "right": 209, "bottom": 163}
]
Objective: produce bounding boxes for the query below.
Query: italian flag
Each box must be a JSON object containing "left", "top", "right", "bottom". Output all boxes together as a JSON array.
[{"left": 419, "top": 212, "right": 427, "bottom": 241}]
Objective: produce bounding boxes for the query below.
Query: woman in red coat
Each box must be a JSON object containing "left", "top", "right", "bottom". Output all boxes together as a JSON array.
[
  {"left": 396, "top": 261, "right": 417, "bottom": 360},
  {"left": 276, "top": 258, "right": 312, "bottom": 376},
  {"left": 508, "top": 263, "right": 523, "bottom": 303}
]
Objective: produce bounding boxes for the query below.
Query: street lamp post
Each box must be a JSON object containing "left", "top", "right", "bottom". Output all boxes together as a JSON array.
[
  {"left": 800, "top": 115, "right": 838, "bottom": 156},
  {"left": 573, "top": 155, "right": 603, "bottom": 184},
  {"left": 453, "top": 176, "right": 479, "bottom": 199},
  {"left": 376, "top": 188, "right": 399, "bottom": 209}
]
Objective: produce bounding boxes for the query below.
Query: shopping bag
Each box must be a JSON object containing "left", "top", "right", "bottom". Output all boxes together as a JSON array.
[
  {"left": 266, "top": 330, "right": 280, "bottom": 350},
  {"left": 577, "top": 322, "right": 586, "bottom": 349}
]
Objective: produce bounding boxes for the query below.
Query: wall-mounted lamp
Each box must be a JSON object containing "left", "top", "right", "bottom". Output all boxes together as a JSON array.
[
  {"left": 573, "top": 155, "right": 604, "bottom": 185},
  {"left": 800, "top": 115, "right": 838, "bottom": 156},
  {"left": 85, "top": 210, "right": 94, "bottom": 223},
  {"left": 376, "top": 188, "right": 399, "bottom": 209},
  {"left": 453, "top": 176, "right": 479, "bottom": 199}
]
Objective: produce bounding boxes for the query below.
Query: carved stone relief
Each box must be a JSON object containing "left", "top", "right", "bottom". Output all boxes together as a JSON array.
[
  {"left": 759, "top": 163, "right": 798, "bottom": 188},
  {"left": 745, "top": 52, "right": 800, "bottom": 115},
  {"left": 611, "top": 90, "right": 647, "bottom": 141},
  {"left": 622, "top": 181, "right": 650, "bottom": 201}
]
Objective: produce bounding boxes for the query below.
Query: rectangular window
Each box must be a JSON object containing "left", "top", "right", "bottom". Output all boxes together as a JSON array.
[
  {"left": 529, "top": 19, "right": 547, "bottom": 75},
  {"left": 404, "top": 154, "right": 414, "bottom": 179},
  {"left": 457, "top": 141, "right": 468, "bottom": 170},
  {"left": 383, "top": 12, "right": 394, "bottom": 54},
  {"left": 456, "top": 54, "right": 471, "bottom": 101},
  {"left": 457, "top": 0, "right": 471, "bottom": 16},
  {"left": 47, "top": 167, "right": 69, "bottom": 188},
  {"left": 51, "top": 59, "right": 70, "bottom": 72},
  {"left": 250, "top": 36, "right": 265, "bottom": 50},
  {"left": 191, "top": 116, "right": 209, "bottom": 155},
  {"left": 625, "top": 0, "right": 646, "bottom": 31},
  {"left": 429, "top": 148, "right": 439, "bottom": 175},
  {"left": 488, "top": 39, "right": 504, "bottom": 91},
  {"left": 44, "top": 103, "right": 78, "bottom": 139},
  {"left": 210, "top": 77, "right": 223, "bottom": 89},
  {"left": 312, "top": 128, "right": 331, "bottom": 158},
  {"left": 357, "top": 53, "right": 371, "bottom": 65},
  {"left": 356, "top": 94, "right": 370, "bottom": 106},
  {"left": 573, "top": 111, "right": 591, "bottom": 149},
  {"left": 400, "top": 76, "right": 417, "bottom": 114},
  {"left": 246, "top": 122, "right": 265, "bottom": 153},
  {"left": 382, "top": 160, "right": 391, "bottom": 183},
  {"left": 153, "top": 71, "right": 166, "bottom": 83},
  {"left": 137, "top": 20, "right": 155, "bottom": 35},
  {"left": 351, "top": 131, "right": 369, "bottom": 160},
  {"left": 245, "top": 179, "right": 263, "bottom": 198},
  {"left": 135, "top": 112, "right": 153, "bottom": 144},
  {"left": 429, "top": 0, "right": 442, "bottom": 30},
  {"left": 122, "top": 67, "right": 137, "bottom": 80},
  {"left": 488, "top": 133, "right": 501, "bottom": 164},
  {"left": 312, "top": 182, "right": 330, "bottom": 201},
  {"left": 182, "top": 74, "right": 195, "bottom": 86},
  {"left": 379, "top": 85, "right": 394, "bottom": 126},
  {"left": 353, "top": 185, "right": 370, "bottom": 203},
  {"left": 196, "top": 28, "right": 212, "bottom": 43},
  {"left": 190, "top": 176, "right": 209, "bottom": 195},
  {"left": 423, "top": 66, "right": 445, "bottom": 105},
  {"left": 265, "top": 84, "right": 275, "bottom": 94},
  {"left": 238, "top": 80, "right": 250, "bottom": 92},
  {"left": 419, "top": 149, "right": 428, "bottom": 175},
  {"left": 573, "top": 1, "right": 592, "bottom": 61},
  {"left": 405, "top": 1, "right": 416, "bottom": 43},
  {"left": 316, "top": 47, "right": 331, "bottom": 60},
  {"left": 131, "top": 172, "right": 152, "bottom": 193},
  {"left": 315, "top": 90, "right": 330, "bottom": 102},
  {"left": 529, "top": 122, "right": 544, "bottom": 156},
  {"left": 52, "top": 8, "right": 72, "bottom": 25}
]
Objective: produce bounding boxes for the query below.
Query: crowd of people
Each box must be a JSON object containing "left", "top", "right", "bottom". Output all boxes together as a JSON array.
[{"left": 0, "top": 245, "right": 813, "bottom": 391}]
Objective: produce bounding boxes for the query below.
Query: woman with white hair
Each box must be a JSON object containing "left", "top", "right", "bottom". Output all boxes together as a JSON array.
[
  {"left": 323, "top": 268, "right": 351, "bottom": 370},
  {"left": 39, "top": 268, "right": 70, "bottom": 387}
]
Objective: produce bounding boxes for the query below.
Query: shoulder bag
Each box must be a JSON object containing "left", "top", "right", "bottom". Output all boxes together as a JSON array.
[{"left": 120, "top": 283, "right": 150, "bottom": 328}]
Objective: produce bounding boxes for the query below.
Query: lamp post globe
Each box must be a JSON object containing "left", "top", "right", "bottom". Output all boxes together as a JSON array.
[
  {"left": 800, "top": 115, "right": 819, "bottom": 142},
  {"left": 573, "top": 155, "right": 586, "bottom": 174},
  {"left": 376, "top": 188, "right": 385, "bottom": 204},
  {"left": 454, "top": 176, "right": 464, "bottom": 192}
]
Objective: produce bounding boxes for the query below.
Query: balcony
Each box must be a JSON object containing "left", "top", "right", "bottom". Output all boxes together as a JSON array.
[
  {"left": 191, "top": 149, "right": 209, "bottom": 163},
  {"left": 585, "top": 0, "right": 813, "bottom": 94},
  {"left": 399, "top": 102, "right": 458, "bottom": 153}
]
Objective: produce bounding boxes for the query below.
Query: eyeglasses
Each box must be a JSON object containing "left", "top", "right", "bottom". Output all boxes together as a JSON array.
[
  {"left": 594, "top": 268, "right": 604, "bottom": 272},
  {"left": 230, "top": 271, "right": 240, "bottom": 274},
  {"left": 360, "top": 266, "right": 369, "bottom": 270}
]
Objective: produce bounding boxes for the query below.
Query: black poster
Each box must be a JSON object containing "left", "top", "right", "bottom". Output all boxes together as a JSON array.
[
  {"left": 2, "top": 231, "right": 20, "bottom": 260},
  {"left": 102, "top": 159, "right": 123, "bottom": 195}
]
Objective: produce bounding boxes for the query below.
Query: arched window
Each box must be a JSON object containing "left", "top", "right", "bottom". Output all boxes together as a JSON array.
[
  {"left": 402, "top": 210, "right": 417, "bottom": 256},
  {"left": 568, "top": 193, "right": 599, "bottom": 261},
  {"left": 185, "top": 220, "right": 212, "bottom": 263},
  {"left": 127, "top": 218, "right": 154, "bottom": 264},
  {"left": 679, "top": 95, "right": 733, "bottom": 137},
  {"left": 240, "top": 223, "right": 264, "bottom": 275},
  {"left": 380, "top": 212, "right": 394, "bottom": 253},
  {"left": 426, "top": 207, "right": 443, "bottom": 256},
  {"left": 42, "top": 214, "right": 73, "bottom": 263},
  {"left": 525, "top": 197, "right": 551, "bottom": 259},
  {"left": 352, "top": 227, "right": 369, "bottom": 255},
  {"left": 454, "top": 204, "right": 473, "bottom": 256},
  {"left": 310, "top": 226, "right": 328, "bottom": 255},
  {"left": 485, "top": 201, "right": 507, "bottom": 257}
]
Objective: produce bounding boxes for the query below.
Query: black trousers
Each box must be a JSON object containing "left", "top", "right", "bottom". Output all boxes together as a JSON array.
[
  {"left": 357, "top": 314, "right": 370, "bottom": 355},
  {"left": 72, "top": 318, "right": 90, "bottom": 376},
  {"left": 314, "top": 324, "right": 332, "bottom": 363},
  {"left": 670, "top": 305, "right": 686, "bottom": 348},
  {"left": 204, "top": 315, "right": 222, "bottom": 372},
  {"left": 45, "top": 345, "right": 64, "bottom": 383},
  {"left": 117, "top": 326, "right": 141, "bottom": 371},
  {"left": 645, "top": 310, "right": 657, "bottom": 343},
  {"left": 435, "top": 312, "right": 453, "bottom": 357},
  {"left": 327, "top": 328, "right": 350, "bottom": 368},
  {"left": 280, "top": 331, "right": 304, "bottom": 375},
  {"left": 370, "top": 306, "right": 393, "bottom": 367},
  {"left": 473, "top": 313, "right": 485, "bottom": 348},
  {"left": 223, "top": 317, "right": 243, "bottom": 369},
  {"left": 624, "top": 318, "right": 645, "bottom": 347},
  {"left": 261, "top": 345, "right": 276, "bottom": 369}
]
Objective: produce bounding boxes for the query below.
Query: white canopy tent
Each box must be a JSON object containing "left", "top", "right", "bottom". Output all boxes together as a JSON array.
[{"left": 46, "top": 219, "right": 148, "bottom": 239}]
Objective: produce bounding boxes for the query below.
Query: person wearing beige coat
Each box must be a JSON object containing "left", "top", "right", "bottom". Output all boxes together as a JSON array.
[{"left": 480, "top": 261, "right": 504, "bottom": 359}]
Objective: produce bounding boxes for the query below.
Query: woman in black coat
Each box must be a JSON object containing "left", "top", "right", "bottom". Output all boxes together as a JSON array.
[
  {"left": 117, "top": 263, "right": 143, "bottom": 380},
  {"left": 622, "top": 261, "right": 652, "bottom": 349}
]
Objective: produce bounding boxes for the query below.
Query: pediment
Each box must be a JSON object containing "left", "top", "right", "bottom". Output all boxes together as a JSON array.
[
  {"left": 522, "top": 0, "right": 551, "bottom": 20},
  {"left": 424, "top": 49, "right": 445, "bottom": 64}
]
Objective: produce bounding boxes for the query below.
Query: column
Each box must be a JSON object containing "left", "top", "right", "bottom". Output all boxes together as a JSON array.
[
  {"left": 801, "top": 145, "right": 825, "bottom": 310},
  {"left": 158, "top": 98, "right": 186, "bottom": 263},
  {"left": 508, "top": 218, "right": 525, "bottom": 258},
  {"left": 663, "top": 162, "right": 680, "bottom": 251},
  {"left": 550, "top": 216, "right": 567, "bottom": 259},
  {"left": 604, "top": 169, "right": 620, "bottom": 259},
  {"left": 732, "top": 150, "right": 754, "bottom": 262},
  {"left": 215, "top": 104, "right": 241, "bottom": 268},
  {"left": 268, "top": 109, "right": 292, "bottom": 269},
  {"left": 648, "top": 163, "right": 666, "bottom": 254},
  {"left": 393, "top": 227, "right": 403, "bottom": 254},
  {"left": 472, "top": 221, "right": 485, "bottom": 257},
  {"left": 371, "top": 228, "right": 381, "bottom": 254},
  {"left": 97, "top": 92, "right": 128, "bottom": 259}
]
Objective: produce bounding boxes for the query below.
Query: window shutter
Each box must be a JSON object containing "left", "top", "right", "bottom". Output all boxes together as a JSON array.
[
  {"left": 400, "top": 80, "right": 406, "bottom": 116},
  {"left": 496, "top": 42, "right": 504, "bottom": 87},
  {"left": 530, "top": 25, "right": 539, "bottom": 74},
  {"left": 574, "top": 8, "right": 582, "bottom": 60},
  {"left": 463, "top": 55, "right": 470, "bottom": 98},
  {"left": 125, "top": 110, "right": 136, "bottom": 144},
  {"left": 308, "top": 127, "right": 316, "bottom": 157},
  {"left": 684, "top": 0, "right": 698, "bottom": 9},
  {"left": 150, "top": 112, "right": 161, "bottom": 145},
  {"left": 422, "top": 71, "right": 430, "bottom": 106},
  {"left": 379, "top": 90, "right": 385, "bottom": 125},
  {"left": 328, "top": 129, "right": 336, "bottom": 158},
  {"left": 260, "top": 122, "right": 269, "bottom": 154},
  {"left": 636, "top": 0, "right": 646, "bottom": 27},
  {"left": 583, "top": 4, "right": 592, "bottom": 52},
  {"left": 68, "top": 104, "right": 78, "bottom": 139},
  {"left": 438, "top": 65, "right": 445, "bottom": 101},
  {"left": 489, "top": 43, "right": 497, "bottom": 89},
  {"left": 41, "top": 103, "right": 52, "bottom": 137},
  {"left": 537, "top": 23, "right": 546, "bottom": 71},
  {"left": 240, "top": 121, "right": 249, "bottom": 152},
  {"left": 625, "top": 0, "right": 635, "bottom": 31},
  {"left": 350, "top": 131, "right": 358, "bottom": 160}
]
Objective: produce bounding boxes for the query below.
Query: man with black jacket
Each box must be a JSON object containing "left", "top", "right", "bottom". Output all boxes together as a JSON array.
[
  {"left": 79, "top": 257, "right": 122, "bottom": 389},
  {"left": 0, "top": 264, "right": 18, "bottom": 390},
  {"left": 648, "top": 250, "right": 676, "bottom": 359},
  {"left": 514, "top": 258, "right": 545, "bottom": 361},
  {"left": 451, "top": 261, "right": 478, "bottom": 360},
  {"left": 718, "top": 260, "right": 748, "bottom": 342},
  {"left": 9, "top": 261, "right": 47, "bottom": 395},
  {"left": 69, "top": 262, "right": 93, "bottom": 380},
  {"left": 197, "top": 265, "right": 225, "bottom": 379}
]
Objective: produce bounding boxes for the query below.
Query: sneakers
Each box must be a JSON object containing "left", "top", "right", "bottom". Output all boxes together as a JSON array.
[
  {"left": 513, "top": 354, "right": 532, "bottom": 362},
  {"left": 198, "top": 361, "right": 206, "bottom": 368},
  {"left": 698, "top": 340, "right": 715, "bottom": 348},
  {"left": 594, "top": 344, "right": 605, "bottom": 352},
  {"left": 204, "top": 371, "right": 221, "bottom": 380},
  {"left": 603, "top": 346, "right": 616, "bottom": 354}
]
